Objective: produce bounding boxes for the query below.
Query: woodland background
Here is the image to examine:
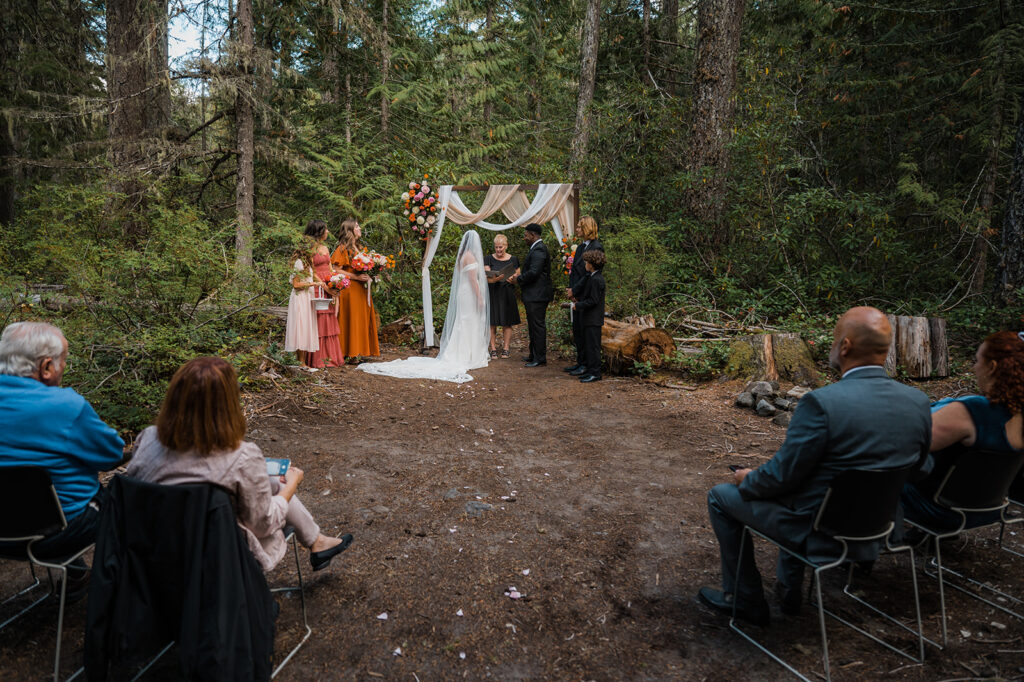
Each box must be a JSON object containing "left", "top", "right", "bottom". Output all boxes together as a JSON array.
[{"left": 2, "top": 0, "right": 1024, "bottom": 432}]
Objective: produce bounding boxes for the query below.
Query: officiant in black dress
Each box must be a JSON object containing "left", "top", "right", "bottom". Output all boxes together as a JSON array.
[{"left": 484, "top": 233, "right": 521, "bottom": 359}]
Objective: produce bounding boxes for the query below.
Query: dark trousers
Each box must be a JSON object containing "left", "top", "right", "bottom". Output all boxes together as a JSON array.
[
  {"left": 572, "top": 310, "right": 585, "bottom": 365},
  {"left": 0, "top": 490, "right": 104, "bottom": 577},
  {"left": 583, "top": 325, "right": 602, "bottom": 377},
  {"left": 895, "top": 482, "right": 1001, "bottom": 541},
  {"left": 523, "top": 301, "right": 548, "bottom": 362},
  {"left": 707, "top": 483, "right": 805, "bottom": 605}
]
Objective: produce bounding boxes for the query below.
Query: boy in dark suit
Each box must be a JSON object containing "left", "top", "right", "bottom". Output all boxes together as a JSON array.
[
  {"left": 564, "top": 216, "right": 604, "bottom": 374},
  {"left": 571, "top": 250, "right": 606, "bottom": 383}
]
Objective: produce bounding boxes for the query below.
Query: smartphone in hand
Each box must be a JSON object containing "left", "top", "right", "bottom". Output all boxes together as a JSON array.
[
  {"left": 266, "top": 458, "right": 290, "bottom": 477},
  {"left": 728, "top": 464, "right": 743, "bottom": 472}
]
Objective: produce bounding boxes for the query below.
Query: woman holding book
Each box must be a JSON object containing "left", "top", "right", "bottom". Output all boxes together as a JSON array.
[
  {"left": 484, "top": 233, "right": 521, "bottom": 359},
  {"left": 330, "top": 218, "right": 380, "bottom": 361}
]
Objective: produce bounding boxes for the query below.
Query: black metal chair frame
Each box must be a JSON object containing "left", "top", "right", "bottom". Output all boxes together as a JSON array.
[
  {"left": 730, "top": 468, "right": 924, "bottom": 682},
  {"left": 0, "top": 466, "right": 90, "bottom": 681},
  {"left": 904, "top": 449, "right": 1024, "bottom": 647},
  {"left": 129, "top": 530, "right": 310, "bottom": 681},
  {"left": 1004, "top": 471, "right": 1024, "bottom": 559}
]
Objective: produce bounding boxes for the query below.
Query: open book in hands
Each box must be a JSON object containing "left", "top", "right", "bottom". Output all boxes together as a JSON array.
[{"left": 486, "top": 261, "right": 517, "bottom": 283}]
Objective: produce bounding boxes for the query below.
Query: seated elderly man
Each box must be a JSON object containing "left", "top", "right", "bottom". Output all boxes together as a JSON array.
[
  {"left": 697, "top": 307, "right": 931, "bottom": 625},
  {"left": 0, "top": 322, "right": 124, "bottom": 580}
]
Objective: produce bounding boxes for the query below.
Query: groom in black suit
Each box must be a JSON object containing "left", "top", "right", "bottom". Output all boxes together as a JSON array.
[{"left": 511, "top": 223, "right": 553, "bottom": 367}]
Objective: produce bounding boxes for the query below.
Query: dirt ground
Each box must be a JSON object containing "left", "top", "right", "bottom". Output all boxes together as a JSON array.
[{"left": 2, "top": 327, "right": 1024, "bottom": 681}]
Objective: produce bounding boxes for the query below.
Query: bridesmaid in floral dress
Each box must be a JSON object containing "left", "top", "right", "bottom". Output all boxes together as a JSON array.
[
  {"left": 305, "top": 220, "right": 344, "bottom": 368},
  {"left": 330, "top": 218, "right": 380, "bottom": 360}
]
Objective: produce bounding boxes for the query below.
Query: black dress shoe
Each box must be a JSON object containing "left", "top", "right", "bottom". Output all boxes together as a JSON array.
[
  {"left": 525, "top": 360, "right": 546, "bottom": 367},
  {"left": 569, "top": 367, "right": 588, "bottom": 376},
  {"left": 310, "top": 533, "right": 353, "bottom": 571},
  {"left": 563, "top": 364, "right": 581, "bottom": 373},
  {"left": 698, "top": 586, "right": 770, "bottom": 626},
  {"left": 579, "top": 374, "right": 601, "bottom": 383}
]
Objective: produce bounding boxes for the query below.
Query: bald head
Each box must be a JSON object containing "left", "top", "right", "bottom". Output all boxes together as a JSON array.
[{"left": 828, "top": 306, "right": 892, "bottom": 373}]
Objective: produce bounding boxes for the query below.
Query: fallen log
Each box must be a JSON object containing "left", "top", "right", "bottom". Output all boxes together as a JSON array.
[
  {"left": 725, "top": 333, "right": 819, "bottom": 386},
  {"left": 601, "top": 318, "right": 676, "bottom": 374}
]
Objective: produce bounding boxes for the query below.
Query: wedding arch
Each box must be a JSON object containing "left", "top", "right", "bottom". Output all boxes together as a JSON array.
[{"left": 421, "top": 182, "right": 579, "bottom": 346}]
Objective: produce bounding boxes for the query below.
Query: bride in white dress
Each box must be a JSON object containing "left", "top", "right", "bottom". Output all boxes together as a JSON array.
[{"left": 358, "top": 230, "right": 489, "bottom": 383}]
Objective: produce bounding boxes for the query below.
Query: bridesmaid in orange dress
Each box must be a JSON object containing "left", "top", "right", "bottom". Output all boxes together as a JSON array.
[
  {"left": 330, "top": 217, "right": 381, "bottom": 360},
  {"left": 305, "top": 220, "right": 344, "bottom": 368}
]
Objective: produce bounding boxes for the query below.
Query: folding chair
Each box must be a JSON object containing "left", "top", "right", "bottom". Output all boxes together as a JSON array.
[
  {"left": 270, "top": 528, "right": 312, "bottom": 678},
  {"left": 731, "top": 466, "right": 923, "bottom": 682},
  {"left": 904, "top": 449, "right": 1024, "bottom": 646},
  {"left": 0, "top": 466, "right": 91, "bottom": 681},
  {"left": 1001, "top": 470, "right": 1024, "bottom": 558},
  {"left": 130, "top": 529, "right": 310, "bottom": 681}
]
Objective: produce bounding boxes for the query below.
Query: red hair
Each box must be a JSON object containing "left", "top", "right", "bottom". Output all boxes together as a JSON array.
[
  {"left": 156, "top": 357, "right": 247, "bottom": 454},
  {"left": 982, "top": 331, "right": 1024, "bottom": 417}
]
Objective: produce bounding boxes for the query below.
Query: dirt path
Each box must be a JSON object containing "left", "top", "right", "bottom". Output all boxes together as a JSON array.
[{"left": 1, "top": 332, "right": 1022, "bottom": 680}]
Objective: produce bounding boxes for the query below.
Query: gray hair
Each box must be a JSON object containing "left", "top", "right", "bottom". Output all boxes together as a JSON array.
[{"left": 0, "top": 322, "right": 66, "bottom": 377}]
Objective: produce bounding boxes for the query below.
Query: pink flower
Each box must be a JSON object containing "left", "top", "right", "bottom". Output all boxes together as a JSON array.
[{"left": 414, "top": 192, "right": 424, "bottom": 201}]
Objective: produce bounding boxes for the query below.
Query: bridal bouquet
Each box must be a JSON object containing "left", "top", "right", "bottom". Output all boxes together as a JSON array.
[
  {"left": 559, "top": 237, "right": 579, "bottom": 275},
  {"left": 350, "top": 250, "right": 395, "bottom": 283},
  {"left": 402, "top": 174, "right": 438, "bottom": 241},
  {"left": 326, "top": 272, "right": 351, "bottom": 293}
]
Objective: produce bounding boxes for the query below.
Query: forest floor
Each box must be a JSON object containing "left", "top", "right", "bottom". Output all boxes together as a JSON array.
[{"left": 1, "top": 327, "right": 1023, "bottom": 681}]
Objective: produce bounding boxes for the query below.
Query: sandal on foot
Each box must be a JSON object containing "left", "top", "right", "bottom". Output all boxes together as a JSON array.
[
  {"left": 501, "top": 349, "right": 510, "bottom": 358},
  {"left": 489, "top": 349, "right": 498, "bottom": 359}
]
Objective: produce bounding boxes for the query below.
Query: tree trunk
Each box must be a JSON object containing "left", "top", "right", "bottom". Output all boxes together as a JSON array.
[
  {"left": 896, "top": 317, "right": 932, "bottom": 378},
  {"left": 642, "top": 0, "right": 652, "bottom": 87},
  {"left": 234, "top": 0, "right": 255, "bottom": 269},
  {"left": 683, "top": 0, "right": 745, "bottom": 236},
  {"left": 106, "top": 0, "right": 170, "bottom": 216},
  {"left": 726, "top": 333, "right": 818, "bottom": 386},
  {"left": 930, "top": 317, "right": 949, "bottom": 377},
  {"left": 884, "top": 315, "right": 948, "bottom": 378},
  {"left": 483, "top": 1, "right": 494, "bottom": 125},
  {"left": 323, "top": 7, "right": 339, "bottom": 104},
  {"left": 380, "top": 0, "right": 390, "bottom": 136},
  {"left": 569, "top": 0, "right": 600, "bottom": 173},
  {"left": 659, "top": 0, "right": 678, "bottom": 94},
  {"left": 345, "top": 72, "right": 353, "bottom": 144},
  {"left": 969, "top": 44, "right": 1006, "bottom": 295},
  {"left": 0, "top": 123, "right": 15, "bottom": 227},
  {"left": 999, "top": 92, "right": 1024, "bottom": 303}
]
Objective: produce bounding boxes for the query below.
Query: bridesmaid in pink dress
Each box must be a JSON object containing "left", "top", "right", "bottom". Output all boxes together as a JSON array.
[{"left": 304, "top": 220, "right": 344, "bottom": 368}]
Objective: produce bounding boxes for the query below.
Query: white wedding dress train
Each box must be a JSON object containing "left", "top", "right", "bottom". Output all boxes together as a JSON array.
[{"left": 358, "top": 231, "right": 489, "bottom": 383}]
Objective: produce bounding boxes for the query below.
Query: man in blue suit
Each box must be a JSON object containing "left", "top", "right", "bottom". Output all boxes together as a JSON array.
[{"left": 698, "top": 307, "right": 931, "bottom": 625}]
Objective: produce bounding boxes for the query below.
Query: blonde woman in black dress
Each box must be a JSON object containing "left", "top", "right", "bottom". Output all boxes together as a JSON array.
[{"left": 484, "top": 233, "right": 521, "bottom": 358}]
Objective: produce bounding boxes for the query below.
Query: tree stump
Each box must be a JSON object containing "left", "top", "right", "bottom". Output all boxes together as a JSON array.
[
  {"left": 726, "top": 333, "right": 819, "bottom": 386},
  {"left": 601, "top": 319, "right": 676, "bottom": 374},
  {"left": 884, "top": 315, "right": 948, "bottom": 378},
  {"left": 379, "top": 316, "right": 420, "bottom": 345}
]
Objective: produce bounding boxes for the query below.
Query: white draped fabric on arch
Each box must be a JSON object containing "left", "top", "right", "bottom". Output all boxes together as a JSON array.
[{"left": 421, "top": 183, "right": 577, "bottom": 346}]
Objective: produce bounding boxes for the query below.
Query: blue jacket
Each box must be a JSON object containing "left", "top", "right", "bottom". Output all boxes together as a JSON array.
[
  {"left": 739, "top": 367, "right": 931, "bottom": 546},
  {"left": 0, "top": 375, "right": 124, "bottom": 519}
]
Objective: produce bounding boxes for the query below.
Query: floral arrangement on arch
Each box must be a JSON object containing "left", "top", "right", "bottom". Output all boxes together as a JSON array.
[
  {"left": 349, "top": 249, "right": 396, "bottom": 282},
  {"left": 559, "top": 237, "right": 579, "bottom": 276},
  {"left": 402, "top": 175, "right": 438, "bottom": 241}
]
